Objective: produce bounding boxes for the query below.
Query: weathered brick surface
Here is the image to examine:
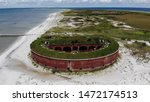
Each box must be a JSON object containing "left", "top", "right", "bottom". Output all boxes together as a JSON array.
[{"left": 31, "top": 50, "right": 118, "bottom": 72}]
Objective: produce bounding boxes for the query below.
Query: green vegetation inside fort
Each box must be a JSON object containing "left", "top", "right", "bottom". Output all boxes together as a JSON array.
[
  {"left": 31, "top": 35, "right": 119, "bottom": 59},
  {"left": 43, "top": 35, "right": 107, "bottom": 45}
]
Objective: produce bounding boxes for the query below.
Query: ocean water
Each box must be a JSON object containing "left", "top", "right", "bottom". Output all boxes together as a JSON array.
[{"left": 0, "top": 8, "right": 61, "bottom": 54}]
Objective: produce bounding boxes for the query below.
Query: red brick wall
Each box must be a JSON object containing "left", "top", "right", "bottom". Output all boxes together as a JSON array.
[{"left": 31, "top": 50, "right": 118, "bottom": 72}]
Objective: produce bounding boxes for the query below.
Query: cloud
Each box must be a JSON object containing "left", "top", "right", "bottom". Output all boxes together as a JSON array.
[
  {"left": 0, "top": 0, "right": 7, "bottom": 3},
  {"left": 0, "top": 0, "right": 8, "bottom": 5},
  {"left": 133, "top": 0, "right": 150, "bottom": 3},
  {"left": 53, "top": 0, "right": 112, "bottom": 3},
  {"left": 0, "top": 0, "right": 150, "bottom": 4},
  {"left": 51, "top": 0, "right": 150, "bottom": 3},
  {"left": 99, "top": 0, "right": 112, "bottom": 3},
  {"left": 118, "top": 0, "right": 150, "bottom": 3},
  {"left": 0, "top": 0, "right": 149, "bottom": 7}
]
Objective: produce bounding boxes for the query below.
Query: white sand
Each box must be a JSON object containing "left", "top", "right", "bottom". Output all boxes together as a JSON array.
[
  {"left": 0, "top": 12, "right": 150, "bottom": 85},
  {"left": 0, "top": 12, "right": 63, "bottom": 84},
  {"left": 127, "top": 40, "right": 150, "bottom": 47},
  {"left": 0, "top": 13, "right": 59, "bottom": 65},
  {"left": 107, "top": 19, "right": 133, "bottom": 30}
]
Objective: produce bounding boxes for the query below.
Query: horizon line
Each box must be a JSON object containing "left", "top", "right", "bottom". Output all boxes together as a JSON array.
[{"left": 0, "top": 6, "right": 150, "bottom": 9}]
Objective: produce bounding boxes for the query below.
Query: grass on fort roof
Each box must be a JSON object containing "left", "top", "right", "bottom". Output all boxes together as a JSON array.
[
  {"left": 43, "top": 35, "right": 104, "bottom": 45},
  {"left": 30, "top": 35, "right": 119, "bottom": 59}
]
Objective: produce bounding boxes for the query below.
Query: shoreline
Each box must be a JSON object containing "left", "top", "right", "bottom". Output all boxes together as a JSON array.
[
  {"left": 0, "top": 9, "right": 150, "bottom": 85},
  {"left": 0, "top": 12, "right": 62, "bottom": 67}
]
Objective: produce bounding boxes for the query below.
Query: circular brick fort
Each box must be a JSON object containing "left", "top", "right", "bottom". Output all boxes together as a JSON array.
[{"left": 30, "top": 35, "right": 119, "bottom": 72}]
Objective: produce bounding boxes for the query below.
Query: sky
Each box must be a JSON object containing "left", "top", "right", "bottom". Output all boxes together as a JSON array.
[{"left": 0, "top": 0, "right": 149, "bottom": 8}]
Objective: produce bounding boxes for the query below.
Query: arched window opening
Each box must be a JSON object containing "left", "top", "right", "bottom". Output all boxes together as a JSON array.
[
  {"left": 89, "top": 46, "right": 96, "bottom": 51},
  {"left": 55, "top": 47, "right": 62, "bottom": 51},
  {"left": 63, "top": 47, "right": 71, "bottom": 52},
  {"left": 73, "top": 46, "right": 78, "bottom": 51},
  {"left": 79, "top": 46, "right": 87, "bottom": 52}
]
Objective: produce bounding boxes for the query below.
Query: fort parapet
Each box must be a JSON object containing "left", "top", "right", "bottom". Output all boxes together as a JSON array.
[{"left": 30, "top": 35, "right": 119, "bottom": 72}]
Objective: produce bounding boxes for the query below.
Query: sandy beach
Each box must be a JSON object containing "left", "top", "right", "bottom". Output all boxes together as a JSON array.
[
  {"left": 0, "top": 12, "right": 63, "bottom": 64},
  {"left": 0, "top": 12, "right": 63, "bottom": 84},
  {"left": 0, "top": 11, "right": 150, "bottom": 85}
]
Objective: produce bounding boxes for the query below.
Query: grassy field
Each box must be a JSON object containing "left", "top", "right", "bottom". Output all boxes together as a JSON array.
[
  {"left": 46, "top": 11, "right": 150, "bottom": 41},
  {"left": 63, "top": 10, "right": 150, "bottom": 30},
  {"left": 107, "top": 13, "right": 150, "bottom": 30},
  {"left": 62, "top": 10, "right": 128, "bottom": 16}
]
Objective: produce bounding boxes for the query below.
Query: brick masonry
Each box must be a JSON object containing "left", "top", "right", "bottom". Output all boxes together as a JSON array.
[{"left": 31, "top": 50, "right": 119, "bottom": 72}]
